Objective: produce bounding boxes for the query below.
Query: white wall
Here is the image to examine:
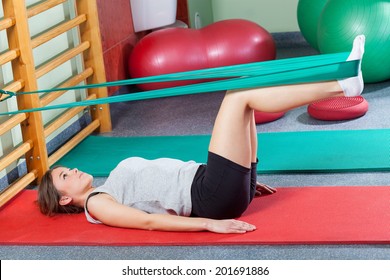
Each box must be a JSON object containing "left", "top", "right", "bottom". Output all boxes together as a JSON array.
[
  {"left": 212, "top": 0, "right": 299, "bottom": 32},
  {"left": 187, "top": 0, "right": 300, "bottom": 32}
]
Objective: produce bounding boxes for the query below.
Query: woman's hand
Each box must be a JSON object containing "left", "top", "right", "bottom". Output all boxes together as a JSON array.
[
  {"left": 206, "top": 219, "right": 256, "bottom": 234},
  {"left": 255, "top": 182, "right": 277, "bottom": 197}
]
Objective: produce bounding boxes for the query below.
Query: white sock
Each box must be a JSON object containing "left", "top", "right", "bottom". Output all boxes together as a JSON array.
[{"left": 338, "top": 35, "right": 365, "bottom": 97}]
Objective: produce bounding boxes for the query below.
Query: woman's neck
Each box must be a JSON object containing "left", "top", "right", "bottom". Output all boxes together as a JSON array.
[{"left": 73, "top": 186, "right": 96, "bottom": 208}]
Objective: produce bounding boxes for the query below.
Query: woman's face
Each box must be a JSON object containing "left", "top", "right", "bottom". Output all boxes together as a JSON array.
[{"left": 51, "top": 167, "right": 93, "bottom": 197}]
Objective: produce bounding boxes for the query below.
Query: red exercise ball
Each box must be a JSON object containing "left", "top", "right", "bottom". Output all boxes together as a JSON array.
[
  {"left": 129, "top": 19, "right": 276, "bottom": 90},
  {"left": 254, "top": 111, "right": 285, "bottom": 124}
]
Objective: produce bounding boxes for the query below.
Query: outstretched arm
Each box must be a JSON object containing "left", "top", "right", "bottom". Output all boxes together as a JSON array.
[{"left": 87, "top": 194, "right": 256, "bottom": 234}]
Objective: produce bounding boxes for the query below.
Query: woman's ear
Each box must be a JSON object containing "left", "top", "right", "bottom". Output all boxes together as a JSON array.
[{"left": 59, "top": 196, "right": 72, "bottom": 206}]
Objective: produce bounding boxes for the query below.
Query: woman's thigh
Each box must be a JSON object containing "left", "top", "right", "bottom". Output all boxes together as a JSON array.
[{"left": 208, "top": 90, "right": 253, "bottom": 168}]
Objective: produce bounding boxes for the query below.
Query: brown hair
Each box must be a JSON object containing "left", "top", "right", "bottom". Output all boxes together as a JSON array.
[{"left": 37, "top": 167, "right": 84, "bottom": 216}]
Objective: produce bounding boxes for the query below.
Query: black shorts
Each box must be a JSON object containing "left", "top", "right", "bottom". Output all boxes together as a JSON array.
[{"left": 190, "top": 152, "right": 257, "bottom": 219}]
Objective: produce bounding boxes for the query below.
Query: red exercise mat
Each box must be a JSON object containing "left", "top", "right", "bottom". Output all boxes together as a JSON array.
[{"left": 0, "top": 187, "right": 389, "bottom": 246}]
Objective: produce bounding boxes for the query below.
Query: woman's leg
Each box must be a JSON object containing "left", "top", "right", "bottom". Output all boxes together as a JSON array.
[
  {"left": 191, "top": 35, "right": 365, "bottom": 219},
  {"left": 193, "top": 81, "right": 345, "bottom": 218},
  {"left": 249, "top": 110, "right": 258, "bottom": 200},
  {"left": 249, "top": 110, "right": 258, "bottom": 163},
  {"left": 192, "top": 81, "right": 345, "bottom": 218},
  {"left": 209, "top": 81, "right": 344, "bottom": 168},
  {"left": 209, "top": 34, "right": 365, "bottom": 168}
]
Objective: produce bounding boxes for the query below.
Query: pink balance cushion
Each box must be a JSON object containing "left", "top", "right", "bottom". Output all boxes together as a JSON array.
[
  {"left": 254, "top": 111, "right": 285, "bottom": 124},
  {"left": 308, "top": 96, "right": 369, "bottom": 121}
]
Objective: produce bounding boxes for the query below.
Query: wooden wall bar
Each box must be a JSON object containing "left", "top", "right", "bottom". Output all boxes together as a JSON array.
[
  {"left": 0, "top": 0, "right": 111, "bottom": 208},
  {"left": 4, "top": 0, "right": 49, "bottom": 185}
]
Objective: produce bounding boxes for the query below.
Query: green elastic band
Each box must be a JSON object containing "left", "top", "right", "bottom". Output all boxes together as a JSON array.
[
  {"left": 0, "top": 89, "right": 17, "bottom": 101},
  {"left": 14, "top": 52, "right": 351, "bottom": 94},
  {"left": 0, "top": 52, "right": 357, "bottom": 116}
]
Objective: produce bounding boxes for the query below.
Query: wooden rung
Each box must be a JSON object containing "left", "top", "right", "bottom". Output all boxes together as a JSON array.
[
  {"left": 0, "top": 80, "right": 25, "bottom": 101},
  {"left": 44, "top": 94, "right": 96, "bottom": 137},
  {"left": 0, "top": 170, "right": 37, "bottom": 208},
  {"left": 0, "top": 17, "right": 15, "bottom": 31},
  {"left": 39, "top": 67, "right": 93, "bottom": 105},
  {"left": 40, "top": 67, "right": 94, "bottom": 106},
  {"left": 0, "top": 113, "right": 27, "bottom": 136},
  {"left": 0, "top": 49, "right": 20, "bottom": 66},
  {"left": 31, "top": 14, "right": 87, "bottom": 49},
  {"left": 3, "top": 79, "right": 24, "bottom": 92},
  {"left": 27, "top": 0, "right": 67, "bottom": 18},
  {"left": 35, "top": 41, "right": 90, "bottom": 79},
  {"left": 0, "top": 140, "right": 33, "bottom": 171},
  {"left": 48, "top": 118, "right": 100, "bottom": 166}
]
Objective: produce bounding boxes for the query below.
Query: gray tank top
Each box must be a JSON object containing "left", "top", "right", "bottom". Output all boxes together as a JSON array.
[{"left": 84, "top": 157, "right": 201, "bottom": 224}]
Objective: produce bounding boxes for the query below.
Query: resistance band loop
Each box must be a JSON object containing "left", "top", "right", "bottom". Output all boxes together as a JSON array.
[{"left": 0, "top": 52, "right": 358, "bottom": 116}]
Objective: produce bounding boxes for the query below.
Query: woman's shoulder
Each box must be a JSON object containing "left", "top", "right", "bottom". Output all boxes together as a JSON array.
[{"left": 87, "top": 192, "right": 116, "bottom": 213}]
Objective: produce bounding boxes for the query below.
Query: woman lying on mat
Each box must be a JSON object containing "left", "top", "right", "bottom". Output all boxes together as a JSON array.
[{"left": 37, "top": 35, "right": 365, "bottom": 234}]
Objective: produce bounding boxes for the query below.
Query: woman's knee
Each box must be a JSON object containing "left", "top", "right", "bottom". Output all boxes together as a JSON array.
[{"left": 224, "top": 90, "right": 252, "bottom": 110}]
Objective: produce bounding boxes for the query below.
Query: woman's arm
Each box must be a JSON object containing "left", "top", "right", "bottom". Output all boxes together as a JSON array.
[{"left": 87, "top": 194, "right": 255, "bottom": 234}]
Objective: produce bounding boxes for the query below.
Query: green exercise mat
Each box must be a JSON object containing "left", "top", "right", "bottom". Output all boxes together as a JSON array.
[{"left": 55, "top": 129, "right": 390, "bottom": 176}]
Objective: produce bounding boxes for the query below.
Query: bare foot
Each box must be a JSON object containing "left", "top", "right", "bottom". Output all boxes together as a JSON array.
[{"left": 255, "top": 182, "right": 277, "bottom": 197}]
